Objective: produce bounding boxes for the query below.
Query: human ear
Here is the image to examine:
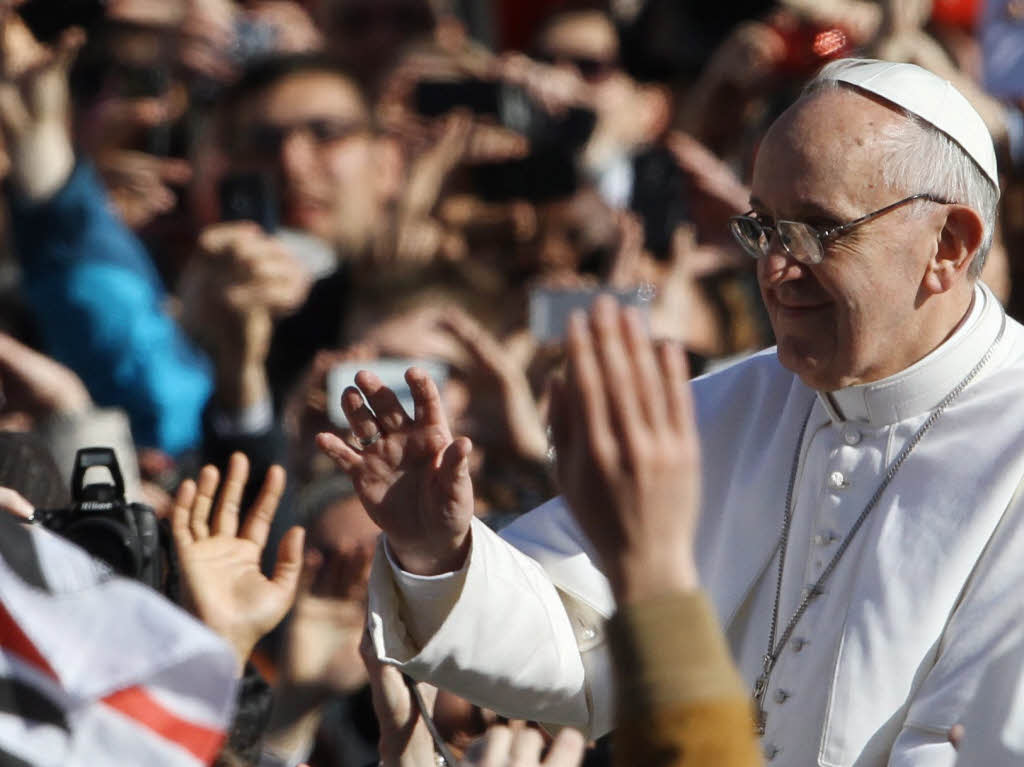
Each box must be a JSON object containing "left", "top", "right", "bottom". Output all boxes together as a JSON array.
[{"left": 924, "top": 204, "right": 984, "bottom": 294}]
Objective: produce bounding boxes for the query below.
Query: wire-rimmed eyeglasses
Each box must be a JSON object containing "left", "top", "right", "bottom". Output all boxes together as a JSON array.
[{"left": 729, "top": 193, "right": 953, "bottom": 265}]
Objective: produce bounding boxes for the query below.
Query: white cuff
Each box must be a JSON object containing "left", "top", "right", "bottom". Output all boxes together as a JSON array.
[{"left": 384, "top": 535, "right": 469, "bottom": 648}]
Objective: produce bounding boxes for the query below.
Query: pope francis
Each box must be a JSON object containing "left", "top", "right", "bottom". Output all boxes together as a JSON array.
[{"left": 318, "top": 58, "right": 1024, "bottom": 766}]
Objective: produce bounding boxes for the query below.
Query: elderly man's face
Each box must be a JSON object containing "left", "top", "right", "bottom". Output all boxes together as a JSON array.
[{"left": 751, "top": 88, "right": 951, "bottom": 390}]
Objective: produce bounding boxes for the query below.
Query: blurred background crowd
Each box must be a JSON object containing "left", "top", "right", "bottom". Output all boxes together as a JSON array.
[{"left": 0, "top": 0, "right": 1021, "bottom": 764}]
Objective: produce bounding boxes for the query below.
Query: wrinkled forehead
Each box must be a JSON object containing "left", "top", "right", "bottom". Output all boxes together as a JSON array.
[{"left": 752, "top": 87, "right": 912, "bottom": 214}]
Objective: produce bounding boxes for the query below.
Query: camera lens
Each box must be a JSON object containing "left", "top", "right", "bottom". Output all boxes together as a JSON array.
[{"left": 61, "top": 517, "right": 140, "bottom": 577}]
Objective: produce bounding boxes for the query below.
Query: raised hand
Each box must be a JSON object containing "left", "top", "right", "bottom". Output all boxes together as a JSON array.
[
  {"left": 316, "top": 367, "right": 474, "bottom": 576},
  {"left": 180, "top": 222, "right": 311, "bottom": 411},
  {"left": 171, "top": 452, "right": 305, "bottom": 674},
  {"left": 549, "top": 297, "right": 701, "bottom": 604},
  {"left": 0, "top": 11, "right": 82, "bottom": 200},
  {"left": 361, "top": 628, "right": 439, "bottom": 767}
]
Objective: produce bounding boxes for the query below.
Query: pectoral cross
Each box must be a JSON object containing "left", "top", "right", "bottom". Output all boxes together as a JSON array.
[{"left": 752, "top": 654, "right": 773, "bottom": 735}]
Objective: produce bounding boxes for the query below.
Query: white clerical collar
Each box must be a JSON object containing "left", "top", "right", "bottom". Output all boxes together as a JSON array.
[{"left": 817, "top": 283, "right": 1004, "bottom": 427}]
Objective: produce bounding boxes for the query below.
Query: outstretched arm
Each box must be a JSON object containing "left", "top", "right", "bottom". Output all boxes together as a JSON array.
[{"left": 317, "top": 367, "right": 594, "bottom": 732}]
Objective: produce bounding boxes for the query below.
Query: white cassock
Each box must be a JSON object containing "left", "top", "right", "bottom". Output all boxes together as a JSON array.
[
  {"left": 955, "top": 624, "right": 1024, "bottom": 765},
  {"left": 366, "top": 282, "right": 1024, "bottom": 767}
]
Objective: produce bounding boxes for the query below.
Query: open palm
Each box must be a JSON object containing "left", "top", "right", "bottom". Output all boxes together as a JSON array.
[
  {"left": 172, "top": 453, "right": 304, "bottom": 673},
  {"left": 316, "top": 367, "right": 474, "bottom": 576}
]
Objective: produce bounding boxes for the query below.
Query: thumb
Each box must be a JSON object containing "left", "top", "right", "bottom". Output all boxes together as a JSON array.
[{"left": 272, "top": 526, "right": 306, "bottom": 603}]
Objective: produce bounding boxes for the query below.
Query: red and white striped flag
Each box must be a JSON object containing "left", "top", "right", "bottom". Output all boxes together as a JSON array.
[{"left": 0, "top": 513, "right": 238, "bottom": 766}]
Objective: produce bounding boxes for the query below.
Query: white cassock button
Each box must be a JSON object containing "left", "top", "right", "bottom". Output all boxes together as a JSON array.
[
  {"left": 843, "top": 427, "right": 861, "bottom": 446},
  {"left": 792, "top": 637, "right": 808, "bottom": 652},
  {"left": 828, "top": 470, "right": 848, "bottom": 489},
  {"left": 813, "top": 531, "right": 837, "bottom": 545},
  {"left": 764, "top": 744, "right": 780, "bottom": 760},
  {"left": 774, "top": 689, "right": 790, "bottom": 704}
]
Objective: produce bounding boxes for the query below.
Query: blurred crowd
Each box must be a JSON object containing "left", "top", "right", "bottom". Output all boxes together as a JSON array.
[{"left": 0, "top": 0, "right": 1021, "bottom": 765}]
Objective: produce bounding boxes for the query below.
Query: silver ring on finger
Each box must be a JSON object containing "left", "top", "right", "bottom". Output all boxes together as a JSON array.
[{"left": 358, "top": 429, "right": 382, "bottom": 448}]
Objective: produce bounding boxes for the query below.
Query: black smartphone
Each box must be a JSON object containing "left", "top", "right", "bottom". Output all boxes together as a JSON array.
[
  {"left": 414, "top": 79, "right": 503, "bottom": 118},
  {"left": 414, "top": 79, "right": 595, "bottom": 152},
  {"left": 471, "top": 149, "right": 578, "bottom": 203},
  {"left": 218, "top": 172, "right": 278, "bottom": 233},
  {"left": 18, "top": 0, "right": 107, "bottom": 43}
]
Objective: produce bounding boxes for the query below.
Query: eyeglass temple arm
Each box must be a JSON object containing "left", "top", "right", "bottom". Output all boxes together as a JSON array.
[{"left": 820, "top": 194, "right": 950, "bottom": 240}]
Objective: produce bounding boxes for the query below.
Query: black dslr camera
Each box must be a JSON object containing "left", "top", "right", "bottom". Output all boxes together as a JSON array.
[{"left": 35, "top": 448, "right": 171, "bottom": 591}]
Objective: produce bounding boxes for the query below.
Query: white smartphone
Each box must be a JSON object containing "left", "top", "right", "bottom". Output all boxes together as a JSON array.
[
  {"left": 326, "top": 358, "right": 450, "bottom": 428},
  {"left": 528, "top": 286, "right": 652, "bottom": 343}
]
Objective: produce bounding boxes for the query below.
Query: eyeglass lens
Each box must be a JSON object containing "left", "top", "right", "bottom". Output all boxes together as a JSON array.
[{"left": 730, "top": 217, "right": 824, "bottom": 264}]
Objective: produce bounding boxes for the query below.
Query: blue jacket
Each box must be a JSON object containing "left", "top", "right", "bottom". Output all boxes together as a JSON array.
[{"left": 9, "top": 161, "right": 212, "bottom": 454}]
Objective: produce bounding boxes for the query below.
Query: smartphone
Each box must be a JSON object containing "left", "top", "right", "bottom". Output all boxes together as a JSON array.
[
  {"left": 218, "top": 172, "right": 278, "bottom": 233},
  {"left": 326, "top": 359, "right": 450, "bottom": 429},
  {"left": 414, "top": 79, "right": 503, "bottom": 118},
  {"left": 529, "top": 286, "right": 652, "bottom": 344},
  {"left": 471, "top": 149, "right": 578, "bottom": 203},
  {"left": 414, "top": 79, "right": 595, "bottom": 152}
]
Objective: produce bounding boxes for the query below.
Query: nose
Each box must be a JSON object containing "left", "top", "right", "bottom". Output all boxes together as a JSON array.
[
  {"left": 757, "top": 235, "right": 805, "bottom": 287},
  {"left": 279, "top": 128, "right": 318, "bottom": 179}
]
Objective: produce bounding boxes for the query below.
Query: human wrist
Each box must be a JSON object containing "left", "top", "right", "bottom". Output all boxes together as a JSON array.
[
  {"left": 10, "top": 122, "right": 74, "bottom": 202},
  {"left": 214, "top": 353, "right": 270, "bottom": 413},
  {"left": 609, "top": 550, "right": 699, "bottom": 605},
  {"left": 387, "top": 529, "right": 472, "bottom": 577}
]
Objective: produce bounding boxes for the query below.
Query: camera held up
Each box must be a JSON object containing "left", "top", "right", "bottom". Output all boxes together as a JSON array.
[{"left": 34, "top": 447, "right": 172, "bottom": 592}]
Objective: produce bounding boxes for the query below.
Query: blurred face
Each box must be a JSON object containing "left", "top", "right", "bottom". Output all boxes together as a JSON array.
[
  {"left": 751, "top": 89, "right": 951, "bottom": 390},
  {"left": 232, "top": 70, "right": 377, "bottom": 252},
  {"left": 536, "top": 10, "right": 619, "bottom": 83},
  {"left": 532, "top": 189, "right": 619, "bottom": 277}
]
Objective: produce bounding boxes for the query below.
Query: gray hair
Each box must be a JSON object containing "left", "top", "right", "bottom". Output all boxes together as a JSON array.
[{"left": 803, "top": 61, "right": 999, "bottom": 278}]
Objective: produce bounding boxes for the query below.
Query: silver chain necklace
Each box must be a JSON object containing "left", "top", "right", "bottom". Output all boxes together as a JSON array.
[{"left": 752, "top": 312, "right": 1006, "bottom": 735}]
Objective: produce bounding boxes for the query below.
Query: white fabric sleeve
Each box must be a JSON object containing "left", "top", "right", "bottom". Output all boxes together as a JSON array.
[
  {"left": 890, "top": 480, "right": 1024, "bottom": 766},
  {"left": 886, "top": 730, "right": 957, "bottom": 767},
  {"left": 366, "top": 513, "right": 599, "bottom": 734},
  {"left": 954, "top": 630, "right": 1024, "bottom": 766},
  {"left": 383, "top": 537, "right": 468, "bottom": 648}
]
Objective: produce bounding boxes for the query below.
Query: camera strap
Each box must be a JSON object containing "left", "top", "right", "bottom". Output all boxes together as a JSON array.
[{"left": 404, "top": 673, "right": 458, "bottom": 766}]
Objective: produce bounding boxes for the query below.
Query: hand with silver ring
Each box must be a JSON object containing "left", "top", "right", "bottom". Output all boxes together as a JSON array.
[{"left": 316, "top": 367, "right": 475, "bottom": 577}]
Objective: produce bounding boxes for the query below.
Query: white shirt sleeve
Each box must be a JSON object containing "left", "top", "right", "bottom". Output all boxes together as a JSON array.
[
  {"left": 953, "top": 629, "right": 1024, "bottom": 766},
  {"left": 365, "top": 514, "right": 600, "bottom": 734},
  {"left": 889, "top": 479, "right": 1024, "bottom": 766},
  {"left": 383, "top": 536, "right": 468, "bottom": 649}
]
